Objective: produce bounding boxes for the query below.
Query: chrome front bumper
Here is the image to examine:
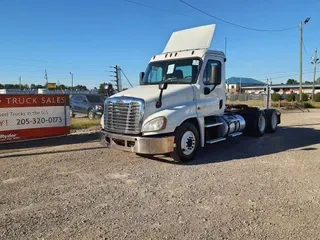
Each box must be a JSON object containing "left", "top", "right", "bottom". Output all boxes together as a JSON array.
[{"left": 100, "top": 129, "right": 174, "bottom": 154}]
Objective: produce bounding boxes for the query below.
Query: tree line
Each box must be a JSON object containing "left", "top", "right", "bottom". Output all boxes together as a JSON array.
[
  {"left": 0, "top": 83, "right": 88, "bottom": 91},
  {"left": 286, "top": 78, "right": 320, "bottom": 85}
]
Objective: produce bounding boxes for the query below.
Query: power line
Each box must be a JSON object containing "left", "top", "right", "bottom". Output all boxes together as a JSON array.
[
  {"left": 120, "top": 68, "right": 133, "bottom": 87},
  {"left": 302, "top": 37, "right": 310, "bottom": 58},
  {"left": 179, "top": 0, "right": 298, "bottom": 32},
  {"left": 258, "top": 71, "right": 319, "bottom": 81},
  {"left": 120, "top": 0, "right": 189, "bottom": 17}
]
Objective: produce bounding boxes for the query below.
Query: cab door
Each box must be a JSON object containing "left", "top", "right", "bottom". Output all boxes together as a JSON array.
[{"left": 194, "top": 55, "right": 225, "bottom": 117}]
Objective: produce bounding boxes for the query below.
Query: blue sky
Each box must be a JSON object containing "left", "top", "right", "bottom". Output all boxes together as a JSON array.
[{"left": 0, "top": 0, "right": 319, "bottom": 89}]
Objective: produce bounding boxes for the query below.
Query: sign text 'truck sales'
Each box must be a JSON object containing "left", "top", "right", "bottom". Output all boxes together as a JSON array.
[{"left": 0, "top": 95, "right": 70, "bottom": 143}]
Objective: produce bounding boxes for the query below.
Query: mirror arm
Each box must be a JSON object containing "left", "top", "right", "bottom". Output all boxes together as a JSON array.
[
  {"left": 156, "top": 89, "right": 164, "bottom": 108},
  {"left": 209, "top": 85, "right": 217, "bottom": 93}
]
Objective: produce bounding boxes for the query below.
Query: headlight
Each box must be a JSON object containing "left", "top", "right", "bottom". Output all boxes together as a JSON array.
[
  {"left": 95, "top": 105, "right": 103, "bottom": 110},
  {"left": 100, "top": 114, "right": 104, "bottom": 128},
  {"left": 142, "top": 117, "right": 167, "bottom": 132}
]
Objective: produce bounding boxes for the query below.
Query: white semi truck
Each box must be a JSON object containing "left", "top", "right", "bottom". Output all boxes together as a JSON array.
[{"left": 100, "top": 24, "right": 281, "bottom": 162}]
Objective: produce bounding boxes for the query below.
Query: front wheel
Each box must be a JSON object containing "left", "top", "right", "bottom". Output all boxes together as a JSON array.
[
  {"left": 70, "top": 108, "right": 76, "bottom": 118},
  {"left": 170, "top": 122, "right": 199, "bottom": 162},
  {"left": 88, "top": 109, "right": 95, "bottom": 120}
]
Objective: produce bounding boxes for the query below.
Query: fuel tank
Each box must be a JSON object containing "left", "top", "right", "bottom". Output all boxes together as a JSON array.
[{"left": 216, "top": 114, "right": 246, "bottom": 137}]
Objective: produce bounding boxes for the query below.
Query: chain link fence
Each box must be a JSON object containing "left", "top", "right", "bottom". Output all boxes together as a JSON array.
[{"left": 227, "top": 93, "right": 268, "bottom": 107}]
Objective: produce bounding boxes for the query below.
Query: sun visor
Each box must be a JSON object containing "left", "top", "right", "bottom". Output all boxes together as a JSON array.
[{"left": 163, "top": 24, "right": 216, "bottom": 53}]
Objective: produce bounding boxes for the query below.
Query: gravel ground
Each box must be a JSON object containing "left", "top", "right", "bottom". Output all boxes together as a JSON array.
[{"left": 1, "top": 110, "right": 320, "bottom": 239}]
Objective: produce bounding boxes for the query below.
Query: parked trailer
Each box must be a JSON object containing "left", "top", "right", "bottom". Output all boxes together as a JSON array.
[{"left": 100, "top": 24, "right": 281, "bottom": 162}]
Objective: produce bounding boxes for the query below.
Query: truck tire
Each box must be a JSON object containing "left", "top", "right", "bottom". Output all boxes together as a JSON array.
[
  {"left": 88, "top": 109, "right": 95, "bottom": 120},
  {"left": 243, "top": 110, "right": 267, "bottom": 137},
  {"left": 170, "top": 122, "right": 199, "bottom": 162},
  {"left": 70, "top": 108, "right": 76, "bottom": 118},
  {"left": 265, "top": 109, "right": 278, "bottom": 133}
]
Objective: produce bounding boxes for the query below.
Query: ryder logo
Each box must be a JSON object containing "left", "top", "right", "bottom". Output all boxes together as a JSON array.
[{"left": 0, "top": 134, "right": 20, "bottom": 142}]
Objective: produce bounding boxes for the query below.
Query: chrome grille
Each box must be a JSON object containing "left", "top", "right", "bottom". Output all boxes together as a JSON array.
[{"left": 104, "top": 97, "right": 144, "bottom": 134}]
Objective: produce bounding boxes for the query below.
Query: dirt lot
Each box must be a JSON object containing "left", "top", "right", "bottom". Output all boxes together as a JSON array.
[{"left": 1, "top": 110, "right": 320, "bottom": 239}]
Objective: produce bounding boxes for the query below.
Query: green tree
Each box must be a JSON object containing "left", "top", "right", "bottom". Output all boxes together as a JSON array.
[
  {"left": 286, "top": 94, "right": 295, "bottom": 102},
  {"left": 0, "top": 84, "right": 4, "bottom": 89},
  {"left": 30, "top": 84, "right": 36, "bottom": 89},
  {"left": 317, "top": 77, "right": 320, "bottom": 84},
  {"left": 99, "top": 83, "right": 114, "bottom": 96},
  {"left": 35, "top": 84, "right": 44, "bottom": 89},
  {"left": 305, "top": 81, "right": 312, "bottom": 84},
  {"left": 314, "top": 93, "right": 320, "bottom": 102},
  {"left": 75, "top": 85, "right": 88, "bottom": 91},
  {"left": 271, "top": 93, "right": 281, "bottom": 101},
  {"left": 297, "top": 93, "right": 309, "bottom": 101},
  {"left": 286, "top": 79, "right": 299, "bottom": 84},
  {"left": 59, "top": 84, "right": 66, "bottom": 90}
]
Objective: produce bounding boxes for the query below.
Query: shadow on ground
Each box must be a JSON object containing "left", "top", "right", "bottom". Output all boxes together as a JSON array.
[
  {"left": 148, "top": 126, "right": 320, "bottom": 166},
  {"left": 0, "top": 146, "right": 103, "bottom": 159},
  {"left": 0, "top": 132, "right": 100, "bottom": 153}
]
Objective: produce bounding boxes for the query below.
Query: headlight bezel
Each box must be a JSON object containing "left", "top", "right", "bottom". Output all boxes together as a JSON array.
[
  {"left": 142, "top": 116, "right": 167, "bottom": 132},
  {"left": 95, "top": 105, "right": 103, "bottom": 110}
]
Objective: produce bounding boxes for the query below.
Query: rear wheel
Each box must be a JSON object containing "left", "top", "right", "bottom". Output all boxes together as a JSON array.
[
  {"left": 253, "top": 111, "right": 267, "bottom": 137},
  {"left": 170, "top": 122, "right": 199, "bottom": 162},
  {"left": 243, "top": 110, "right": 267, "bottom": 137},
  {"left": 265, "top": 109, "right": 278, "bottom": 133}
]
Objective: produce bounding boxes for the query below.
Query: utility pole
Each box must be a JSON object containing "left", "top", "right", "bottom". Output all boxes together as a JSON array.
[
  {"left": 115, "top": 65, "right": 120, "bottom": 92},
  {"left": 18, "top": 76, "right": 22, "bottom": 90},
  {"left": 312, "top": 48, "right": 319, "bottom": 101},
  {"left": 44, "top": 69, "right": 48, "bottom": 86},
  {"left": 299, "top": 17, "right": 310, "bottom": 101},
  {"left": 69, "top": 72, "right": 74, "bottom": 94},
  {"left": 110, "top": 65, "right": 122, "bottom": 92}
]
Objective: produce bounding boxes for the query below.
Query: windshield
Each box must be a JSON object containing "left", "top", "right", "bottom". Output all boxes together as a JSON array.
[
  {"left": 86, "top": 95, "right": 103, "bottom": 103},
  {"left": 142, "top": 58, "right": 201, "bottom": 85}
]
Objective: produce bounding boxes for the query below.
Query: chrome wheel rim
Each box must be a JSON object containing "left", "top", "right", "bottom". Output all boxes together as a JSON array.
[
  {"left": 181, "top": 131, "right": 196, "bottom": 156},
  {"left": 271, "top": 112, "right": 277, "bottom": 130},
  {"left": 89, "top": 111, "right": 94, "bottom": 119},
  {"left": 258, "top": 114, "right": 266, "bottom": 133}
]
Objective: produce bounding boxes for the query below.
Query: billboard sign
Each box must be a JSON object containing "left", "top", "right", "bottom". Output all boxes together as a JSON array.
[
  {"left": 0, "top": 95, "right": 70, "bottom": 143},
  {"left": 46, "top": 83, "right": 57, "bottom": 89}
]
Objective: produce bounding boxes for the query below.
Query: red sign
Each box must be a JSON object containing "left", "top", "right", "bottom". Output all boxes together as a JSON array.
[{"left": 0, "top": 95, "right": 70, "bottom": 143}]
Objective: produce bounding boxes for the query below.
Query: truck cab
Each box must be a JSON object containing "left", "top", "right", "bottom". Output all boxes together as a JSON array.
[{"left": 100, "top": 24, "right": 280, "bottom": 162}]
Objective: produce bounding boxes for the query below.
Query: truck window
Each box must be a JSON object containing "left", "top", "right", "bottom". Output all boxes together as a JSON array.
[
  {"left": 203, "top": 60, "right": 221, "bottom": 85},
  {"left": 148, "top": 66, "right": 163, "bottom": 83},
  {"left": 142, "top": 58, "right": 201, "bottom": 85}
]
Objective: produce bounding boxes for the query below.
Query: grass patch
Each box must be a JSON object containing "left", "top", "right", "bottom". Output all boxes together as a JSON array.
[{"left": 70, "top": 118, "right": 101, "bottom": 130}]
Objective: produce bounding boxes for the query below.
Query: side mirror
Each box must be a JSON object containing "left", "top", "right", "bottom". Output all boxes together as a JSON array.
[
  {"left": 159, "top": 82, "right": 168, "bottom": 90},
  {"left": 204, "top": 87, "right": 211, "bottom": 95},
  {"left": 139, "top": 72, "right": 145, "bottom": 85}
]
